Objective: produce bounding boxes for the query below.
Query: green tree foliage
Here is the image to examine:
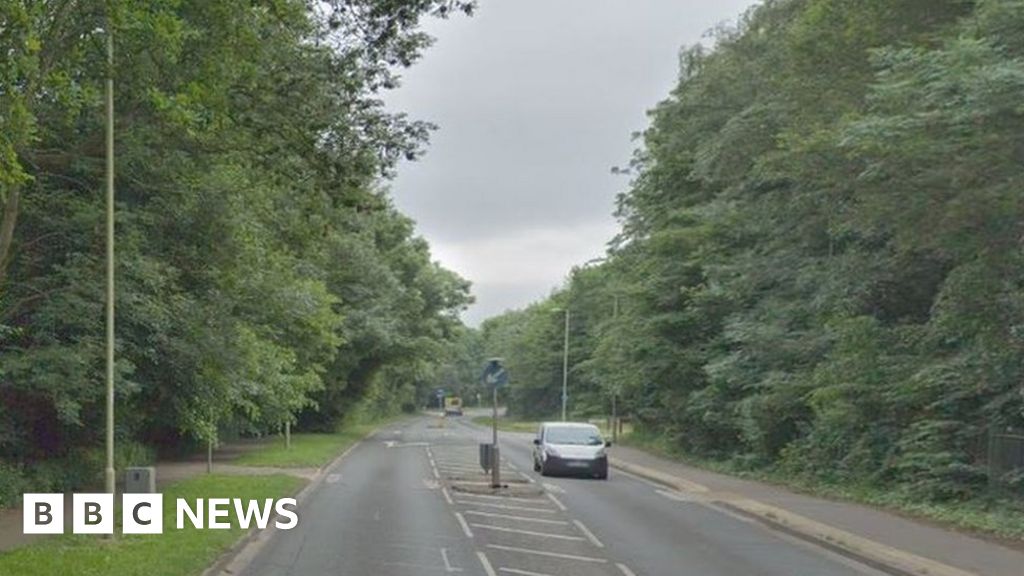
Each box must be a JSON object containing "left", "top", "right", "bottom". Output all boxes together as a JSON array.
[
  {"left": 481, "top": 0, "right": 1024, "bottom": 502},
  {"left": 0, "top": 0, "right": 472, "bottom": 498}
]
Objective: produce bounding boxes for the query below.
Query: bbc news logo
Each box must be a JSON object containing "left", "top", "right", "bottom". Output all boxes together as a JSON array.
[{"left": 23, "top": 494, "right": 298, "bottom": 535}]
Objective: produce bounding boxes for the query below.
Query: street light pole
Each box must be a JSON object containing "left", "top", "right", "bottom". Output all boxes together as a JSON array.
[
  {"left": 611, "top": 294, "right": 619, "bottom": 442},
  {"left": 104, "top": 24, "right": 116, "bottom": 499},
  {"left": 561, "top": 308, "right": 569, "bottom": 421}
]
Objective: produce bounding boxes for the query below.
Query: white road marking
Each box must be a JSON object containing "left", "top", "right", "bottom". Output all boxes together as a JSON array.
[
  {"left": 454, "top": 512, "right": 474, "bottom": 538},
  {"left": 542, "top": 482, "right": 565, "bottom": 494},
  {"left": 498, "top": 568, "right": 555, "bottom": 576},
  {"left": 441, "top": 487, "right": 454, "bottom": 505},
  {"left": 454, "top": 492, "right": 543, "bottom": 504},
  {"left": 573, "top": 519, "right": 604, "bottom": 548},
  {"left": 616, "top": 563, "right": 637, "bottom": 576},
  {"left": 423, "top": 478, "right": 440, "bottom": 490},
  {"left": 325, "top": 473, "right": 342, "bottom": 484},
  {"left": 546, "top": 493, "right": 567, "bottom": 511},
  {"left": 486, "top": 544, "right": 608, "bottom": 563},
  {"left": 470, "top": 523, "right": 585, "bottom": 541},
  {"left": 463, "top": 510, "right": 568, "bottom": 525},
  {"left": 455, "top": 500, "right": 556, "bottom": 514},
  {"left": 655, "top": 489, "right": 693, "bottom": 502},
  {"left": 384, "top": 441, "right": 430, "bottom": 448},
  {"left": 477, "top": 551, "right": 498, "bottom": 576},
  {"left": 441, "top": 548, "right": 463, "bottom": 573}
]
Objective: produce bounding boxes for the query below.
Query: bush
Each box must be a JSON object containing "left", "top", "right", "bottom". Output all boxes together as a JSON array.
[
  {"left": 0, "top": 463, "right": 29, "bottom": 508},
  {"left": 115, "top": 440, "right": 156, "bottom": 470}
]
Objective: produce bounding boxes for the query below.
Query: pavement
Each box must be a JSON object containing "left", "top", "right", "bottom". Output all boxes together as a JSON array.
[{"left": 223, "top": 415, "right": 1024, "bottom": 576}]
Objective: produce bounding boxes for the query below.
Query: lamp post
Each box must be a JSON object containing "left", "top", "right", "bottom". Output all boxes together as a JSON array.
[
  {"left": 104, "top": 22, "right": 116, "bottom": 500},
  {"left": 552, "top": 308, "right": 570, "bottom": 421}
]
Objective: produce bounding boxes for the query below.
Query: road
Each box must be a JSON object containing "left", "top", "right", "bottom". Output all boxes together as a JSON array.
[{"left": 239, "top": 415, "right": 889, "bottom": 576}]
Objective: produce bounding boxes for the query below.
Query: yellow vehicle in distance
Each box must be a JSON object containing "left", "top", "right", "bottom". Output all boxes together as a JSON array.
[{"left": 443, "top": 396, "right": 463, "bottom": 416}]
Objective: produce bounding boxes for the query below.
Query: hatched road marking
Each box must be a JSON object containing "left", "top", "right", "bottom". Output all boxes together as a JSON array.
[
  {"left": 477, "top": 551, "right": 498, "bottom": 576},
  {"left": 486, "top": 544, "right": 608, "bottom": 563},
  {"left": 573, "top": 519, "right": 604, "bottom": 548},
  {"left": 463, "top": 510, "right": 569, "bottom": 525},
  {"left": 616, "top": 563, "right": 638, "bottom": 576},
  {"left": 469, "top": 523, "right": 586, "bottom": 541},
  {"left": 499, "top": 568, "right": 555, "bottom": 576},
  {"left": 546, "top": 493, "right": 567, "bottom": 511},
  {"left": 454, "top": 512, "right": 474, "bottom": 538},
  {"left": 455, "top": 500, "right": 557, "bottom": 514}
]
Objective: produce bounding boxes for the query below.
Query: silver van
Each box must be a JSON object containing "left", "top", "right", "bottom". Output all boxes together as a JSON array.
[{"left": 532, "top": 422, "right": 610, "bottom": 479}]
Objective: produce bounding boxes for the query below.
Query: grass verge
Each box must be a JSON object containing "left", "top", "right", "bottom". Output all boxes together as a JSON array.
[
  {"left": 471, "top": 416, "right": 541, "bottom": 433},
  {"left": 621, "top": 431, "right": 1024, "bottom": 542},
  {"left": 0, "top": 474, "right": 304, "bottom": 576},
  {"left": 232, "top": 425, "right": 377, "bottom": 469}
]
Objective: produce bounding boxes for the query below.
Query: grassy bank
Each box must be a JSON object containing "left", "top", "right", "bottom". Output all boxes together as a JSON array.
[
  {"left": 0, "top": 474, "right": 304, "bottom": 576},
  {"left": 233, "top": 425, "right": 378, "bottom": 468},
  {"left": 471, "top": 416, "right": 540, "bottom": 433},
  {"left": 622, "top": 430, "right": 1024, "bottom": 542}
]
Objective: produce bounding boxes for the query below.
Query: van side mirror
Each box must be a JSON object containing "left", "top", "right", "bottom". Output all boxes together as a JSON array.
[{"left": 533, "top": 438, "right": 541, "bottom": 445}]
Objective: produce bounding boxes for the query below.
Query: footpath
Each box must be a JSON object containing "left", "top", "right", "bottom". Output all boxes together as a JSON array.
[
  {"left": 609, "top": 444, "right": 1024, "bottom": 576},
  {"left": 0, "top": 440, "right": 316, "bottom": 553}
]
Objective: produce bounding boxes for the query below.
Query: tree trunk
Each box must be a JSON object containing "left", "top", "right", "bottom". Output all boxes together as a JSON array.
[{"left": 0, "top": 185, "right": 21, "bottom": 290}]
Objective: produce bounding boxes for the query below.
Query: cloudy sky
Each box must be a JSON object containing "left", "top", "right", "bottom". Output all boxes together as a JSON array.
[{"left": 385, "top": 0, "right": 759, "bottom": 325}]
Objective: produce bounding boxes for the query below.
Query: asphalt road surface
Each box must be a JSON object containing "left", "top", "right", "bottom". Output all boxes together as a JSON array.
[{"left": 240, "top": 416, "right": 889, "bottom": 576}]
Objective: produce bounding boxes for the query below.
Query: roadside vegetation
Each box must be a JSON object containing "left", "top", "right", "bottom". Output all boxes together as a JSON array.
[
  {"left": 465, "top": 0, "right": 1024, "bottom": 538},
  {"left": 234, "top": 423, "right": 384, "bottom": 469},
  {"left": 0, "top": 1, "right": 475, "bottom": 506},
  {"left": 471, "top": 416, "right": 540, "bottom": 434}
]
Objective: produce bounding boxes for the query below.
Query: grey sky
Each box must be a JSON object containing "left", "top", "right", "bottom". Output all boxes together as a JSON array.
[{"left": 385, "top": 0, "right": 759, "bottom": 325}]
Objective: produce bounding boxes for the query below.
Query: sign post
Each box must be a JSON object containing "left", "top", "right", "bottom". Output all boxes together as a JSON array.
[
  {"left": 435, "top": 388, "right": 445, "bottom": 413},
  {"left": 482, "top": 358, "right": 508, "bottom": 488}
]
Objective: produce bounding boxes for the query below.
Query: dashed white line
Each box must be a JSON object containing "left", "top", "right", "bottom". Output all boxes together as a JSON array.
[
  {"left": 546, "top": 493, "right": 567, "bottom": 511},
  {"left": 616, "top": 562, "right": 638, "bottom": 576},
  {"left": 486, "top": 544, "right": 608, "bottom": 563},
  {"left": 463, "top": 510, "right": 568, "bottom": 525},
  {"left": 477, "top": 551, "right": 498, "bottom": 576},
  {"left": 572, "top": 519, "right": 604, "bottom": 548},
  {"left": 454, "top": 512, "right": 474, "bottom": 538},
  {"left": 470, "top": 523, "right": 586, "bottom": 541}
]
